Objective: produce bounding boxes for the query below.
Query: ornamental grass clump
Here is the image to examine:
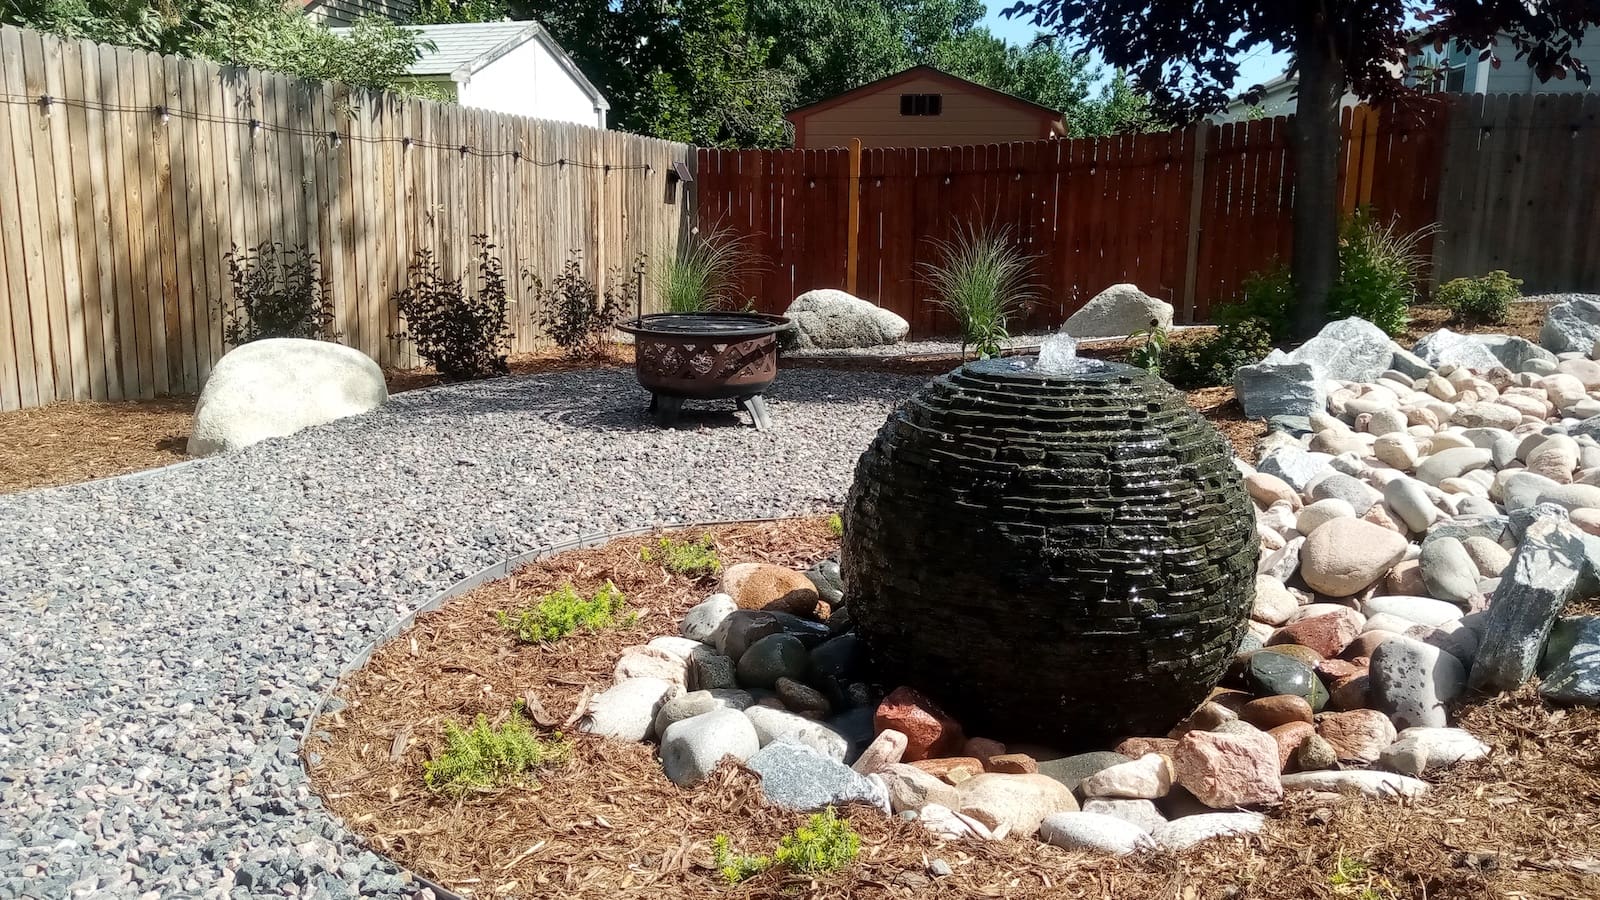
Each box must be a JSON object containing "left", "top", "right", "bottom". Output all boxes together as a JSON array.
[
  {"left": 422, "top": 707, "right": 568, "bottom": 796},
  {"left": 656, "top": 224, "right": 757, "bottom": 313},
  {"left": 919, "top": 222, "right": 1039, "bottom": 358},
  {"left": 496, "top": 582, "right": 630, "bottom": 644},
  {"left": 639, "top": 534, "right": 721, "bottom": 578}
]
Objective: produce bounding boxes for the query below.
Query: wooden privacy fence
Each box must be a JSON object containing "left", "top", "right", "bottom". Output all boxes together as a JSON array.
[
  {"left": 0, "top": 24, "right": 692, "bottom": 412},
  {"left": 700, "top": 94, "right": 1600, "bottom": 337}
]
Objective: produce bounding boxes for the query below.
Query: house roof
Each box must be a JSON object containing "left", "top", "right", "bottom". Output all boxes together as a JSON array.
[
  {"left": 784, "top": 66, "right": 1064, "bottom": 124},
  {"left": 331, "top": 20, "right": 609, "bottom": 110}
]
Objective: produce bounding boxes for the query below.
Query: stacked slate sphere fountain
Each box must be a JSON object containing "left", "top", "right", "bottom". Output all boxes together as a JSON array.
[{"left": 841, "top": 339, "right": 1258, "bottom": 749}]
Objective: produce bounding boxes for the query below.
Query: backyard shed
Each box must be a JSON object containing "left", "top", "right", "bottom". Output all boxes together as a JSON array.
[{"left": 786, "top": 66, "right": 1066, "bottom": 149}]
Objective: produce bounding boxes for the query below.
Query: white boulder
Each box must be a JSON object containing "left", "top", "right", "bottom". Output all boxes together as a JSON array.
[
  {"left": 784, "top": 289, "right": 909, "bottom": 350},
  {"left": 1060, "top": 283, "right": 1173, "bottom": 338},
  {"left": 187, "top": 338, "right": 387, "bottom": 456}
]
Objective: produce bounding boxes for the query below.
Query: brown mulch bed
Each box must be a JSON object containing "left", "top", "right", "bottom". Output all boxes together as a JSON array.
[
  {"left": 308, "top": 518, "right": 1600, "bottom": 900},
  {"left": 1400, "top": 301, "right": 1553, "bottom": 346}
]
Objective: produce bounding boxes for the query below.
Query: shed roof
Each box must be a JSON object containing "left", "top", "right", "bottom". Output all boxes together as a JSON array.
[
  {"left": 330, "top": 20, "right": 609, "bottom": 110},
  {"left": 785, "top": 65, "right": 1063, "bottom": 124}
]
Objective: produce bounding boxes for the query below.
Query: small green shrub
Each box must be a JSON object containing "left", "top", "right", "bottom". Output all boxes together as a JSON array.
[
  {"left": 826, "top": 513, "right": 844, "bottom": 538},
  {"left": 496, "top": 582, "right": 630, "bottom": 644},
  {"left": 219, "top": 242, "right": 338, "bottom": 345},
  {"left": 422, "top": 707, "right": 568, "bottom": 795},
  {"left": 1215, "top": 210, "right": 1433, "bottom": 340},
  {"left": 712, "top": 834, "right": 771, "bottom": 885},
  {"left": 1436, "top": 270, "right": 1521, "bottom": 325},
  {"left": 656, "top": 225, "right": 757, "bottom": 313},
  {"left": 773, "top": 807, "right": 860, "bottom": 875},
  {"left": 919, "top": 222, "right": 1039, "bottom": 358},
  {"left": 1163, "top": 317, "right": 1276, "bottom": 389},
  {"left": 393, "top": 235, "right": 514, "bottom": 382},
  {"left": 1127, "top": 319, "right": 1168, "bottom": 374},
  {"left": 639, "top": 535, "right": 722, "bottom": 578},
  {"left": 532, "top": 251, "right": 638, "bottom": 359},
  {"left": 711, "top": 808, "right": 860, "bottom": 886}
]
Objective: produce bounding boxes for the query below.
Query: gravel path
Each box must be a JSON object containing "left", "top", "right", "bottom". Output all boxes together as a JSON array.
[{"left": 0, "top": 368, "right": 918, "bottom": 899}]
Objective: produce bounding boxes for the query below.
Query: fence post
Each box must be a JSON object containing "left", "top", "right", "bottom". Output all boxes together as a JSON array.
[
  {"left": 845, "top": 137, "right": 861, "bottom": 295},
  {"left": 1180, "top": 121, "right": 1210, "bottom": 324}
]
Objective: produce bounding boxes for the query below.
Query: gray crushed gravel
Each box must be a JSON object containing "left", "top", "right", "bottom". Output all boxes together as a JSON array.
[{"left": 0, "top": 367, "right": 918, "bottom": 899}]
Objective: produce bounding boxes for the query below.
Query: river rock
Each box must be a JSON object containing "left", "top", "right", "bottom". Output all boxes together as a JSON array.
[
  {"left": 1416, "top": 447, "right": 1493, "bottom": 486},
  {"left": 1270, "top": 609, "right": 1364, "bottom": 658},
  {"left": 1300, "top": 518, "right": 1408, "bottom": 596},
  {"left": 1419, "top": 537, "right": 1482, "bottom": 607},
  {"left": 1361, "top": 595, "right": 1464, "bottom": 628},
  {"left": 1037, "top": 751, "right": 1133, "bottom": 793},
  {"left": 881, "top": 762, "right": 960, "bottom": 812},
  {"left": 1370, "top": 636, "right": 1465, "bottom": 729},
  {"left": 1081, "top": 798, "right": 1167, "bottom": 832},
  {"left": 737, "top": 633, "right": 809, "bottom": 688},
  {"left": 1039, "top": 812, "right": 1155, "bottom": 855},
  {"left": 1258, "top": 447, "right": 1337, "bottom": 493},
  {"left": 1279, "top": 770, "right": 1428, "bottom": 800},
  {"left": 744, "top": 705, "right": 849, "bottom": 760},
  {"left": 654, "top": 689, "right": 754, "bottom": 737},
  {"left": 1252, "top": 576, "right": 1300, "bottom": 625},
  {"left": 580, "top": 677, "right": 678, "bottom": 742},
  {"left": 1078, "top": 753, "right": 1173, "bottom": 800},
  {"left": 1383, "top": 477, "right": 1439, "bottom": 533},
  {"left": 1378, "top": 726, "right": 1490, "bottom": 775},
  {"left": 851, "top": 728, "right": 908, "bottom": 774},
  {"left": 1307, "top": 473, "right": 1382, "bottom": 516},
  {"left": 955, "top": 773, "right": 1079, "bottom": 837},
  {"left": 688, "top": 653, "right": 737, "bottom": 691},
  {"left": 681, "top": 594, "right": 738, "bottom": 642},
  {"left": 1246, "top": 651, "right": 1328, "bottom": 711},
  {"left": 659, "top": 708, "right": 761, "bottom": 786},
  {"left": 721, "top": 563, "right": 821, "bottom": 617},
  {"left": 1150, "top": 813, "right": 1265, "bottom": 851},
  {"left": 1315, "top": 709, "right": 1397, "bottom": 763}
]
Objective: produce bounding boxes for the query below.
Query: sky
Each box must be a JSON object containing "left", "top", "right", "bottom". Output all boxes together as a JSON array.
[{"left": 980, "top": 5, "right": 1293, "bottom": 96}]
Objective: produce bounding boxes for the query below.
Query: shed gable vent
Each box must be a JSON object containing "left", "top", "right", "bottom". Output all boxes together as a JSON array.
[{"left": 899, "top": 93, "right": 943, "bottom": 116}]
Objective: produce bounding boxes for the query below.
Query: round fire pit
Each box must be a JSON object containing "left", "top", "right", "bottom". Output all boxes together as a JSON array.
[
  {"left": 841, "top": 352, "right": 1256, "bottom": 748},
  {"left": 617, "top": 312, "right": 793, "bottom": 430}
]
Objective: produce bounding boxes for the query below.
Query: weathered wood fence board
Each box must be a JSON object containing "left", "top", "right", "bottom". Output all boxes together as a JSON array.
[
  {"left": 700, "top": 94, "right": 1600, "bottom": 336},
  {"left": 0, "top": 24, "right": 692, "bottom": 411}
]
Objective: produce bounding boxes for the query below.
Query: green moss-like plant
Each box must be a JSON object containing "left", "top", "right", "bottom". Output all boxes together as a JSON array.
[
  {"left": 422, "top": 707, "right": 568, "bottom": 796},
  {"left": 712, "top": 834, "right": 771, "bottom": 885},
  {"left": 773, "top": 807, "right": 860, "bottom": 876},
  {"left": 496, "top": 582, "right": 630, "bottom": 644},
  {"left": 826, "top": 513, "right": 844, "bottom": 538},
  {"left": 639, "top": 535, "right": 722, "bottom": 578},
  {"left": 1436, "top": 270, "right": 1521, "bottom": 326}
]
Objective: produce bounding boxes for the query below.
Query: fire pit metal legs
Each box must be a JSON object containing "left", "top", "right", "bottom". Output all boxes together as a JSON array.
[{"left": 648, "top": 393, "right": 772, "bottom": 431}]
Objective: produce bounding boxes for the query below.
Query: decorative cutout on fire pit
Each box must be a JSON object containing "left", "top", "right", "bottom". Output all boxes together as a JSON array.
[{"left": 841, "top": 355, "right": 1257, "bottom": 748}]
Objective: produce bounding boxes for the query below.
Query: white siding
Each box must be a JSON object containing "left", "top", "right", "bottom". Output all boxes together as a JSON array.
[
  {"left": 456, "top": 38, "right": 604, "bottom": 127},
  {"left": 1476, "top": 37, "right": 1600, "bottom": 94}
]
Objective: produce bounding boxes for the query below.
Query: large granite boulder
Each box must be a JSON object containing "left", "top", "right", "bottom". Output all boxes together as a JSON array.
[
  {"left": 1235, "top": 351, "right": 1325, "bottom": 419},
  {"left": 1538, "top": 615, "right": 1600, "bottom": 705},
  {"left": 1413, "top": 328, "right": 1504, "bottom": 372},
  {"left": 1470, "top": 512, "right": 1588, "bottom": 693},
  {"left": 784, "top": 289, "right": 909, "bottom": 350},
  {"left": 1234, "top": 317, "right": 1398, "bottom": 419},
  {"left": 1060, "top": 283, "right": 1173, "bottom": 338},
  {"left": 1541, "top": 297, "right": 1600, "bottom": 354},
  {"left": 187, "top": 338, "right": 387, "bottom": 456}
]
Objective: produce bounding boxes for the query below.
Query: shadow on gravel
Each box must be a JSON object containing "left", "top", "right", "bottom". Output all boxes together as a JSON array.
[{"left": 377, "top": 368, "right": 921, "bottom": 434}]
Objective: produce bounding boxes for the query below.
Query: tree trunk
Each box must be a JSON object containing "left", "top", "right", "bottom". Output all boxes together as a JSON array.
[{"left": 1289, "top": 8, "right": 1347, "bottom": 340}]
